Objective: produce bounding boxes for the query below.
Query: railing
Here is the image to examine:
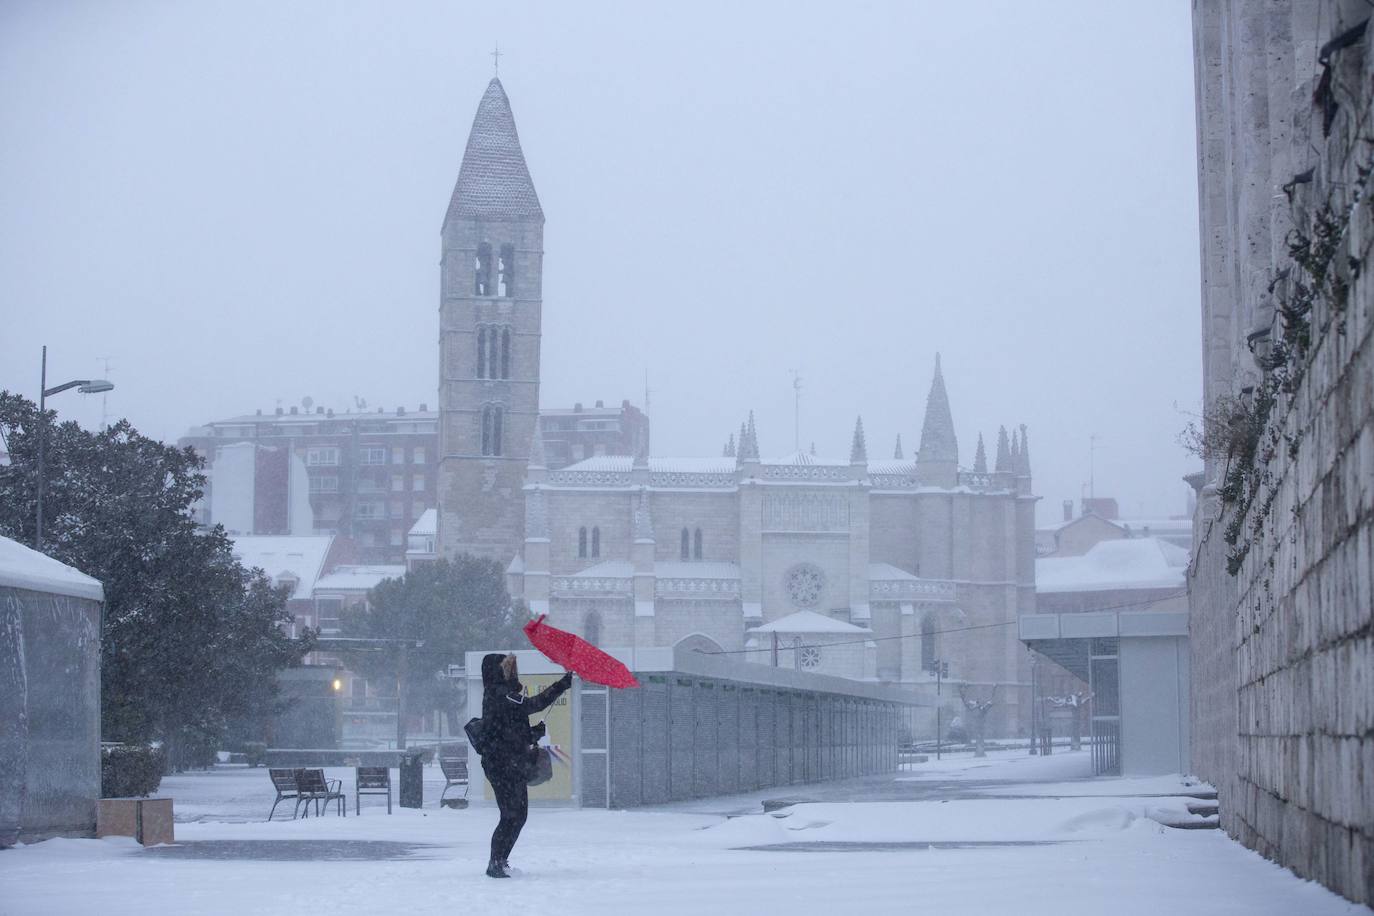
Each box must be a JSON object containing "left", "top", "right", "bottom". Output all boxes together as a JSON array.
[
  {"left": 656, "top": 577, "right": 741, "bottom": 598},
  {"left": 550, "top": 575, "right": 633, "bottom": 594},
  {"left": 649, "top": 471, "right": 737, "bottom": 488},
  {"left": 869, "top": 578, "right": 956, "bottom": 602}
]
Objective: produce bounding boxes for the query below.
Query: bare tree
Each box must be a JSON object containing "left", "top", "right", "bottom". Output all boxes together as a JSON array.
[{"left": 959, "top": 684, "right": 999, "bottom": 758}]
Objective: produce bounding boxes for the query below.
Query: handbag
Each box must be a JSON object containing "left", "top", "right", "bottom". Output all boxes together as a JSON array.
[
  {"left": 525, "top": 745, "right": 554, "bottom": 786},
  {"left": 464, "top": 717, "right": 490, "bottom": 757}
]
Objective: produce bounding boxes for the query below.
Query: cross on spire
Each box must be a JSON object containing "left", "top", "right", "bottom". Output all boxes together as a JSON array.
[{"left": 491, "top": 42, "right": 503, "bottom": 76}]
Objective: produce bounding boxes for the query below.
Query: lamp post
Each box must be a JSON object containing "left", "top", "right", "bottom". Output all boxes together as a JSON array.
[{"left": 35, "top": 345, "right": 114, "bottom": 552}]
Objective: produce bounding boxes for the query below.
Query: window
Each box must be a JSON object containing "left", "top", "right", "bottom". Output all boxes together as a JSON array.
[
  {"left": 392, "top": 446, "right": 405, "bottom": 464},
  {"left": 498, "top": 243, "right": 515, "bottom": 297},
  {"left": 356, "top": 501, "right": 383, "bottom": 520},
  {"left": 800, "top": 646, "right": 821, "bottom": 670},
  {"left": 316, "top": 597, "right": 343, "bottom": 633},
  {"left": 477, "top": 327, "right": 487, "bottom": 378},
  {"left": 578, "top": 527, "right": 588, "bottom": 558},
  {"left": 475, "top": 242, "right": 492, "bottom": 295},
  {"left": 693, "top": 528, "right": 703, "bottom": 560},
  {"left": 591, "top": 526, "right": 601, "bottom": 558},
  {"left": 357, "top": 476, "right": 384, "bottom": 493},
  {"left": 412, "top": 476, "right": 425, "bottom": 492},
  {"left": 501, "top": 328, "right": 511, "bottom": 379},
  {"left": 480, "top": 405, "right": 503, "bottom": 457},
  {"left": 360, "top": 446, "right": 386, "bottom": 465},
  {"left": 306, "top": 447, "right": 339, "bottom": 466},
  {"left": 412, "top": 447, "right": 425, "bottom": 465},
  {"left": 680, "top": 528, "right": 690, "bottom": 561},
  {"left": 390, "top": 500, "right": 403, "bottom": 519},
  {"left": 391, "top": 475, "right": 404, "bottom": 492},
  {"left": 390, "top": 529, "right": 404, "bottom": 546},
  {"left": 309, "top": 475, "right": 339, "bottom": 493},
  {"left": 352, "top": 678, "right": 367, "bottom": 698}
]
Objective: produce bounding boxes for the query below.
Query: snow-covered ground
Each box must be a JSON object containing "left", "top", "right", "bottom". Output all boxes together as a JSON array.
[{"left": 0, "top": 752, "right": 1361, "bottom": 915}]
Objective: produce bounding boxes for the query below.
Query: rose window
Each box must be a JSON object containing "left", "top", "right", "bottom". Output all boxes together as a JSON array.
[
  {"left": 800, "top": 646, "right": 821, "bottom": 669},
  {"left": 784, "top": 563, "right": 826, "bottom": 608}
]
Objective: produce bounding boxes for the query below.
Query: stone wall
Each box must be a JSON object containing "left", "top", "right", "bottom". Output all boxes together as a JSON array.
[{"left": 1190, "top": 2, "right": 1372, "bottom": 903}]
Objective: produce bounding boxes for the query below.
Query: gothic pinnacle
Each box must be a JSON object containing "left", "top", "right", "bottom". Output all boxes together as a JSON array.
[
  {"left": 994, "top": 425, "right": 1012, "bottom": 473},
  {"left": 894, "top": 434, "right": 904, "bottom": 460},
  {"left": 850, "top": 416, "right": 868, "bottom": 464},
  {"left": 973, "top": 432, "right": 988, "bottom": 474},
  {"left": 918, "top": 353, "right": 958, "bottom": 465}
]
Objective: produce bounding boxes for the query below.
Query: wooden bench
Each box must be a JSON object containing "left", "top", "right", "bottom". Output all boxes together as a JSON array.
[
  {"left": 294, "top": 768, "right": 347, "bottom": 817},
  {"left": 439, "top": 756, "right": 469, "bottom": 807},
  {"left": 355, "top": 766, "right": 391, "bottom": 815}
]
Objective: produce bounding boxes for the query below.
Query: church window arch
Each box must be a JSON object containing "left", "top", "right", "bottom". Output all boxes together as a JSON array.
[
  {"left": 501, "top": 328, "right": 511, "bottom": 379},
  {"left": 591, "top": 526, "right": 601, "bottom": 558},
  {"left": 693, "top": 527, "right": 703, "bottom": 560},
  {"left": 675, "top": 633, "right": 724, "bottom": 654},
  {"left": 680, "top": 527, "right": 690, "bottom": 561},
  {"left": 487, "top": 327, "right": 500, "bottom": 380},
  {"left": 578, "top": 527, "right": 588, "bottom": 558},
  {"left": 921, "top": 614, "right": 937, "bottom": 673},
  {"left": 498, "top": 243, "right": 515, "bottom": 297},
  {"left": 476, "top": 327, "right": 487, "bottom": 379},
  {"left": 480, "top": 405, "right": 504, "bottom": 457},
  {"left": 475, "top": 243, "right": 492, "bottom": 296}
]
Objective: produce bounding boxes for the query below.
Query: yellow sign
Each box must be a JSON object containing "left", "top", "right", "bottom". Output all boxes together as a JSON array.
[{"left": 480, "top": 674, "right": 574, "bottom": 801}]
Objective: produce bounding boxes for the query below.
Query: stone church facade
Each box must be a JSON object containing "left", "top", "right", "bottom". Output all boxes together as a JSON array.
[{"left": 439, "top": 78, "right": 1037, "bottom": 732}]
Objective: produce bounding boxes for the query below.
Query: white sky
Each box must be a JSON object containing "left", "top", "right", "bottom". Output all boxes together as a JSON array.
[{"left": 0, "top": 1, "right": 1202, "bottom": 525}]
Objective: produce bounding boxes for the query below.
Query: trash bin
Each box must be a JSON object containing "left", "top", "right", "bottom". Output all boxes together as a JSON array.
[{"left": 399, "top": 749, "right": 425, "bottom": 809}]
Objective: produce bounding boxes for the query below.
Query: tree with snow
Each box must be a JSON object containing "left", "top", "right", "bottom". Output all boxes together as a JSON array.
[
  {"left": 0, "top": 392, "right": 310, "bottom": 769},
  {"left": 958, "top": 683, "right": 999, "bottom": 757}
]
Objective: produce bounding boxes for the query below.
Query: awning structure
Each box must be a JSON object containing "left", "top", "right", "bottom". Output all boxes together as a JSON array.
[{"left": 1019, "top": 609, "right": 1188, "bottom": 680}]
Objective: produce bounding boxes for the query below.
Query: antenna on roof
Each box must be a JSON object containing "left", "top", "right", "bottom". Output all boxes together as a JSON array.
[
  {"left": 789, "top": 370, "right": 802, "bottom": 453},
  {"left": 491, "top": 42, "right": 503, "bottom": 76}
]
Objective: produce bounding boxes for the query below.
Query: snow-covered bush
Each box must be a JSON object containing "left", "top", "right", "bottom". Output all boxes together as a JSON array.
[{"left": 101, "top": 745, "right": 165, "bottom": 798}]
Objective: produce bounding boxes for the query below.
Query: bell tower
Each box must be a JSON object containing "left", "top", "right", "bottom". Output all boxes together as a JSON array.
[{"left": 437, "top": 77, "right": 544, "bottom": 563}]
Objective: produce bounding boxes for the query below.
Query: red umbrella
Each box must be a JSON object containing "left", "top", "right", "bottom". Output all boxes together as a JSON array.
[{"left": 523, "top": 615, "right": 640, "bottom": 688}]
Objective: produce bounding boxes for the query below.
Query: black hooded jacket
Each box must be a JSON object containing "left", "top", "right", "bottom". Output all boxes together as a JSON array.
[{"left": 478, "top": 653, "right": 571, "bottom": 767}]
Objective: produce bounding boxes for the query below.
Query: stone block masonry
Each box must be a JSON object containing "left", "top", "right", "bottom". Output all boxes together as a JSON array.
[{"left": 1190, "top": 2, "right": 1374, "bottom": 904}]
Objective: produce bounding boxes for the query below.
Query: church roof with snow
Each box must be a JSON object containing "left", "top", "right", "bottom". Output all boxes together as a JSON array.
[
  {"left": 445, "top": 78, "right": 543, "bottom": 226},
  {"left": 559, "top": 455, "right": 738, "bottom": 474},
  {"left": 748, "top": 610, "right": 873, "bottom": 634}
]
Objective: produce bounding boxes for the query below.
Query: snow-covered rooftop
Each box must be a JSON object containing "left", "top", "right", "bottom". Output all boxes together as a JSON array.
[
  {"left": 559, "top": 455, "right": 737, "bottom": 475},
  {"left": 868, "top": 562, "right": 919, "bottom": 581},
  {"left": 866, "top": 459, "right": 917, "bottom": 476},
  {"left": 408, "top": 508, "right": 437, "bottom": 537},
  {"left": 0, "top": 535, "right": 104, "bottom": 602},
  {"left": 1037, "top": 538, "right": 1189, "bottom": 593},
  {"left": 314, "top": 564, "right": 406, "bottom": 592},
  {"left": 570, "top": 560, "right": 635, "bottom": 578},
  {"left": 763, "top": 452, "right": 849, "bottom": 467},
  {"left": 231, "top": 535, "right": 334, "bottom": 600},
  {"left": 654, "top": 561, "right": 741, "bottom": 579},
  {"left": 748, "top": 610, "right": 873, "bottom": 634}
]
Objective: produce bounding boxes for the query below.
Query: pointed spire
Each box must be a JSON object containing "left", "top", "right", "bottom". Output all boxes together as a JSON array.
[
  {"left": 527, "top": 428, "right": 546, "bottom": 469},
  {"left": 918, "top": 354, "right": 959, "bottom": 465},
  {"left": 632, "top": 487, "right": 654, "bottom": 542},
  {"left": 850, "top": 416, "right": 868, "bottom": 464},
  {"left": 810, "top": 441, "right": 816, "bottom": 456},
  {"left": 1011, "top": 428, "right": 1021, "bottom": 468},
  {"left": 739, "top": 411, "right": 760, "bottom": 462},
  {"left": 893, "top": 434, "right": 904, "bottom": 460},
  {"left": 736, "top": 421, "right": 749, "bottom": 465},
  {"left": 1018, "top": 424, "right": 1031, "bottom": 476},
  {"left": 723, "top": 432, "right": 736, "bottom": 458},
  {"left": 445, "top": 78, "right": 543, "bottom": 228},
  {"left": 973, "top": 433, "right": 988, "bottom": 474},
  {"left": 994, "top": 425, "right": 1012, "bottom": 473}
]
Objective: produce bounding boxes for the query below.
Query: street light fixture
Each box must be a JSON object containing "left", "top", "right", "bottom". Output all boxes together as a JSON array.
[{"left": 36, "top": 345, "right": 114, "bottom": 552}]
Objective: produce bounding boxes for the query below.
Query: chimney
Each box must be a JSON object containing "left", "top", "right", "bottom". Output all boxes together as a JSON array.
[
  {"left": 289, "top": 406, "right": 298, "bottom": 415},
  {"left": 1062, "top": 500, "right": 1073, "bottom": 522},
  {"left": 397, "top": 406, "right": 406, "bottom": 416},
  {"left": 256, "top": 409, "right": 262, "bottom": 416},
  {"left": 326, "top": 409, "right": 334, "bottom": 418},
  {"left": 574, "top": 402, "right": 583, "bottom": 412},
  {"left": 420, "top": 403, "right": 428, "bottom": 412},
  {"left": 316, "top": 406, "right": 324, "bottom": 414},
  {"left": 275, "top": 407, "right": 284, "bottom": 416},
  {"left": 595, "top": 400, "right": 604, "bottom": 408}
]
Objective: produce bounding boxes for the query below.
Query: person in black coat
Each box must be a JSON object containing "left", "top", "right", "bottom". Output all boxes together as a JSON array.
[{"left": 478, "top": 652, "right": 572, "bottom": 878}]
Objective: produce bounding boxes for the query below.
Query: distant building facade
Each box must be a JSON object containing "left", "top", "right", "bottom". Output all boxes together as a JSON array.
[{"left": 539, "top": 401, "right": 650, "bottom": 470}]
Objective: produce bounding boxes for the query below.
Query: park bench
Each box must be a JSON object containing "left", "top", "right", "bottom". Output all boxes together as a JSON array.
[
  {"left": 267, "top": 768, "right": 304, "bottom": 821},
  {"left": 355, "top": 766, "right": 392, "bottom": 815},
  {"left": 439, "top": 756, "right": 469, "bottom": 806},
  {"left": 295, "top": 768, "right": 347, "bottom": 817}
]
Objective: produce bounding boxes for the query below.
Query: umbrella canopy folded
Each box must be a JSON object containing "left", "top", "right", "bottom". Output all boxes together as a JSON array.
[{"left": 523, "top": 615, "right": 640, "bottom": 689}]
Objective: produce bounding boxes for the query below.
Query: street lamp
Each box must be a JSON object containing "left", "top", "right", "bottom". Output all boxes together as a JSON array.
[{"left": 36, "top": 345, "right": 114, "bottom": 552}]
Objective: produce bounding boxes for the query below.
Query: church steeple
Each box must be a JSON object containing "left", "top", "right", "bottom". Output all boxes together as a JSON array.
[
  {"left": 444, "top": 78, "right": 543, "bottom": 228},
  {"left": 973, "top": 432, "right": 988, "bottom": 474},
  {"left": 850, "top": 416, "right": 868, "bottom": 465},
  {"left": 916, "top": 354, "right": 959, "bottom": 486}
]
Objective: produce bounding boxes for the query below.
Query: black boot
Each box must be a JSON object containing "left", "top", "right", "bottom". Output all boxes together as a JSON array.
[{"left": 486, "top": 859, "right": 509, "bottom": 879}]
